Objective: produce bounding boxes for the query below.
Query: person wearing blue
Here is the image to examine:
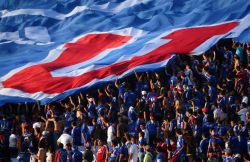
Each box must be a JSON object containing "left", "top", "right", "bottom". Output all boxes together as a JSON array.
[
  {"left": 227, "top": 129, "right": 239, "bottom": 154},
  {"left": 124, "top": 88, "right": 137, "bottom": 109},
  {"left": 146, "top": 113, "right": 159, "bottom": 146},
  {"left": 238, "top": 121, "right": 248, "bottom": 155},
  {"left": 128, "top": 105, "right": 137, "bottom": 123},
  {"left": 109, "top": 140, "right": 120, "bottom": 162},
  {"left": 55, "top": 143, "right": 67, "bottom": 162},
  {"left": 155, "top": 146, "right": 164, "bottom": 162},
  {"left": 72, "top": 145, "right": 82, "bottom": 162},
  {"left": 208, "top": 83, "right": 217, "bottom": 104},
  {"left": 138, "top": 131, "right": 146, "bottom": 162},
  {"left": 199, "top": 133, "right": 209, "bottom": 162},
  {"left": 176, "top": 109, "right": 183, "bottom": 129},
  {"left": 66, "top": 143, "right": 73, "bottom": 162},
  {"left": 215, "top": 121, "right": 227, "bottom": 137},
  {"left": 119, "top": 137, "right": 129, "bottom": 162},
  {"left": 71, "top": 121, "right": 81, "bottom": 146},
  {"left": 176, "top": 129, "right": 185, "bottom": 162},
  {"left": 222, "top": 148, "right": 234, "bottom": 162},
  {"left": 81, "top": 118, "right": 90, "bottom": 146}
]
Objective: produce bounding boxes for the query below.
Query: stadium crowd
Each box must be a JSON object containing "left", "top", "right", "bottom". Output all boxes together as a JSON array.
[{"left": 0, "top": 39, "right": 249, "bottom": 162}]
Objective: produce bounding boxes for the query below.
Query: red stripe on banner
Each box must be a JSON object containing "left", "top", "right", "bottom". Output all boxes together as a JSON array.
[{"left": 3, "top": 22, "right": 239, "bottom": 94}]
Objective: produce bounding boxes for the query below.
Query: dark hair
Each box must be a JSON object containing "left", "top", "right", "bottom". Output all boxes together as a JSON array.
[
  {"left": 156, "top": 146, "right": 163, "bottom": 153},
  {"left": 176, "top": 129, "right": 182, "bottom": 135},
  {"left": 121, "top": 137, "right": 127, "bottom": 144},
  {"left": 58, "top": 143, "right": 64, "bottom": 149}
]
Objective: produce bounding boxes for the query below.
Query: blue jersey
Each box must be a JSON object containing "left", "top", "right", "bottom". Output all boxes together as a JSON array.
[
  {"left": 228, "top": 136, "right": 239, "bottom": 154},
  {"left": 124, "top": 91, "right": 136, "bottom": 108},
  {"left": 156, "top": 152, "right": 164, "bottom": 162},
  {"left": 72, "top": 150, "right": 83, "bottom": 162},
  {"left": 222, "top": 156, "right": 234, "bottom": 162},
  {"left": 71, "top": 126, "right": 82, "bottom": 145},
  {"left": 146, "top": 120, "right": 159, "bottom": 135},
  {"left": 119, "top": 145, "right": 128, "bottom": 161},
  {"left": 58, "top": 148, "right": 67, "bottom": 162},
  {"left": 109, "top": 146, "right": 120, "bottom": 161},
  {"left": 199, "top": 138, "right": 209, "bottom": 154},
  {"left": 177, "top": 135, "right": 184, "bottom": 152}
]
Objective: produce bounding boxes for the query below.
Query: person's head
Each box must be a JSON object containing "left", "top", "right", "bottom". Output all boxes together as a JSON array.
[
  {"left": 71, "top": 121, "right": 77, "bottom": 127},
  {"left": 240, "top": 102, "right": 247, "bottom": 109},
  {"left": 176, "top": 129, "right": 182, "bottom": 136},
  {"left": 210, "top": 128, "right": 217, "bottom": 136},
  {"left": 98, "top": 139, "right": 103, "bottom": 146},
  {"left": 85, "top": 142, "right": 91, "bottom": 150},
  {"left": 149, "top": 113, "right": 154, "bottom": 121},
  {"left": 156, "top": 146, "right": 163, "bottom": 153},
  {"left": 48, "top": 146, "right": 53, "bottom": 153},
  {"left": 225, "top": 148, "right": 232, "bottom": 157},
  {"left": 183, "top": 116, "right": 189, "bottom": 123},
  {"left": 58, "top": 143, "right": 64, "bottom": 149},
  {"left": 111, "top": 139, "right": 117, "bottom": 147},
  {"left": 185, "top": 64, "right": 190, "bottom": 70},
  {"left": 139, "top": 131, "right": 144, "bottom": 138},
  {"left": 66, "top": 143, "right": 71, "bottom": 151},
  {"left": 202, "top": 133, "right": 207, "bottom": 139},
  {"left": 186, "top": 109, "right": 193, "bottom": 117},
  {"left": 230, "top": 120, "right": 236, "bottom": 127},
  {"left": 238, "top": 121, "right": 244, "bottom": 128},
  {"left": 121, "top": 137, "right": 127, "bottom": 145},
  {"left": 140, "top": 123, "right": 145, "bottom": 130},
  {"left": 211, "top": 140, "right": 217, "bottom": 148},
  {"left": 227, "top": 128, "right": 234, "bottom": 136},
  {"left": 131, "top": 137, "right": 136, "bottom": 144}
]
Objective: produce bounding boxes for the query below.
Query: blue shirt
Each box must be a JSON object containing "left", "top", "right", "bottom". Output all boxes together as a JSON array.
[
  {"left": 109, "top": 146, "right": 120, "bottom": 161},
  {"left": 177, "top": 114, "right": 183, "bottom": 129},
  {"left": 87, "top": 103, "right": 96, "bottom": 118},
  {"left": 72, "top": 149, "right": 83, "bottom": 162},
  {"left": 215, "top": 125, "right": 227, "bottom": 136},
  {"left": 199, "top": 138, "right": 209, "bottom": 154},
  {"left": 228, "top": 136, "right": 239, "bottom": 154},
  {"left": 208, "top": 86, "right": 216, "bottom": 103},
  {"left": 128, "top": 107, "right": 137, "bottom": 122},
  {"left": 81, "top": 123, "right": 89, "bottom": 143},
  {"left": 169, "top": 75, "right": 178, "bottom": 86},
  {"left": 71, "top": 126, "right": 82, "bottom": 145},
  {"left": 58, "top": 148, "right": 67, "bottom": 162},
  {"left": 146, "top": 120, "right": 159, "bottom": 135},
  {"left": 222, "top": 156, "right": 234, "bottom": 162},
  {"left": 119, "top": 145, "right": 128, "bottom": 161},
  {"left": 156, "top": 153, "right": 164, "bottom": 162},
  {"left": 177, "top": 135, "right": 184, "bottom": 152},
  {"left": 124, "top": 91, "right": 136, "bottom": 108}
]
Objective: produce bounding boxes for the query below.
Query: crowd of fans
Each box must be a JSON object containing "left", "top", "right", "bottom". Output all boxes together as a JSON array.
[{"left": 0, "top": 39, "right": 249, "bottom": 162}]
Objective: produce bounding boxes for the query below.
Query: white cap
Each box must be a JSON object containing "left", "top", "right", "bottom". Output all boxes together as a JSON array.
[
  {"left": 141, "top": 91, "right": 147, "bottom": 95},
  {"left": 242, "top": 96, "right": 248, "bottom": 104}
]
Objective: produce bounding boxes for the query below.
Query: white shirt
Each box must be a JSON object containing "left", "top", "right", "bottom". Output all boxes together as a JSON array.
[
  {"left": 242, "top": 96, "right": 248, "bottom": 104},
  {"left": 33, "top": 122, "right": 42, "bottom": 129},
  {"left": 129, "top": 143, "right": 138, "bottom": 162},
  {"left": 107, "top": 125, "right": 115, "bottom": 143},
  {"left": 238, "top": 108, "right": 248, "bottom": 124},
  {"left": 213, "top": 108, "right": 222, "bottom": 121},
  {"left": 142, "top": 129, "right": 149, "bottom": 144},
  {"left": 57, "top": 133, "right": 73, "bottom": 149},
  {"left": 46, "top": 152, "right": 53, "bottom": 162},
  {"left": 9, "top": 134, "right": 17, "bottom": 148}
]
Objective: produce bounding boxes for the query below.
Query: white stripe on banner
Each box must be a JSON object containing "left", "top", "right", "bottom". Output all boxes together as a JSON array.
[
  {"left": 0, "top": 26, "right": 52, "bottom": 45},
  {"left": 0, "top": 0, "right": 150, "bottom": 20},
  {"left": 0, "top": 6, "right": 89, "bottom": 20}
]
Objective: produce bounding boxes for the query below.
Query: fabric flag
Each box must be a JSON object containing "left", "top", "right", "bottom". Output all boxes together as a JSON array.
[{"left": 0, "top": 0, "right": 249, "bottom": 105}]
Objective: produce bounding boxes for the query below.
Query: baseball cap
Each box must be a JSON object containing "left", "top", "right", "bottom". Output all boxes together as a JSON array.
[{"left": 202, "top": 107, "right": 208, "bottom": 113}]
